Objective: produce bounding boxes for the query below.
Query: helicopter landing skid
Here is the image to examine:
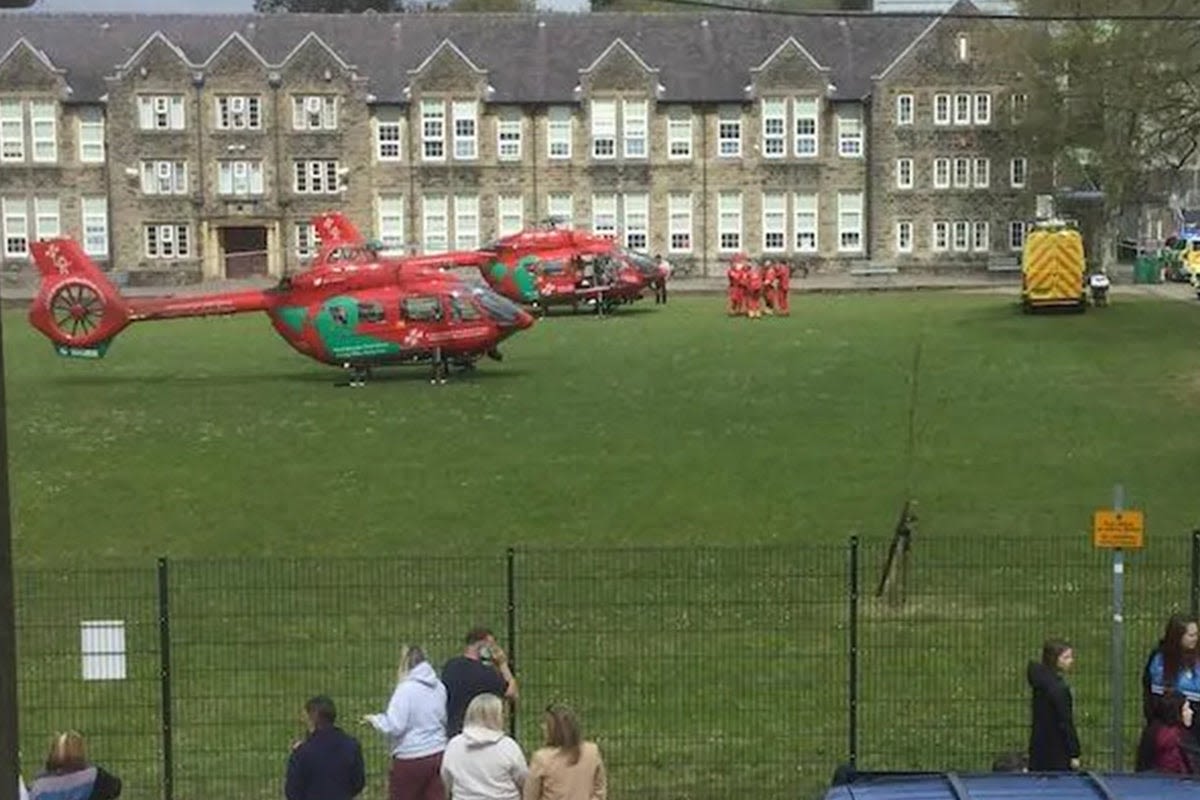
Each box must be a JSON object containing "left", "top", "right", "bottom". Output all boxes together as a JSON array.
[{"left": 335, "top": 363, "right": 372, "bottom": 388}]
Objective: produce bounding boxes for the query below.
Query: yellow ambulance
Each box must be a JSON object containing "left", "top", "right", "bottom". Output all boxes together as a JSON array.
[{"left": 1021, "top": 219, "right": 1087, "bottom": 312}]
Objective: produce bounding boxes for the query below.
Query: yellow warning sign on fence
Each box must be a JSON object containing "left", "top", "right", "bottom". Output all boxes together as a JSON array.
[{"left": 1092, "top": 509, "right": 1145, "bottom": 549}]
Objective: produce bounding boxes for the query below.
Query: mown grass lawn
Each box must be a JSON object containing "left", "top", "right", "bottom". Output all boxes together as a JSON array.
[{"left": 8, "top": 291, "right": 1200, "bottom": 799}]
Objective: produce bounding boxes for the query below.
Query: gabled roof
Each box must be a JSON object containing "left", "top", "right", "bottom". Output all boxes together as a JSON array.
[
  {"left": 751, "top": 36, "right": 828, "bottom": 76},
  {"left": 407, "top": 38, "right": 486, "bottom": 78},
  {"left": 579, "top": 37, "right": 658, "bottom": 76},
  {"left": 113, "top": 29, "right": 191, "bottom": 72},
  {"left": 873, "top": 0, "right": 980, "bottom": 82},
  {"left": 0, "top": 10, "right": 937, "bottom": 104},
  {"left": 0, "top": 36, "right": 66, "bottom": 77},
  {"left": 201, "top": 30, "right": 269, "bottom": 70}
]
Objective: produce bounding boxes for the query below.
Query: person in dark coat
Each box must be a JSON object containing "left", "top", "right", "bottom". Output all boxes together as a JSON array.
[
  {"left": 1136, "top": 692, "right": 1197, "bottom": 774},
  {"left": 285, "top": 696, "right": 366, "bottom": 800},
  {"left": 1027, "top": 638, "right": 1081, "bottom": 772}
]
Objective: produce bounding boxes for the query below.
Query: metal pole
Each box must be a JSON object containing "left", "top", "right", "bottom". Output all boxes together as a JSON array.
[
  {"left": 505, "top": 547, "right": 516, "bottom": 739},
  {"left": 157, "top": 558, "right": 173, "bottom": 800},
  {"left": 1191, "top": 530, "right": 1199, "bottom": 619},
  {"left": 0, "top": 306, "right": 20, "bottom": 800},
  {"left": 1111, "top": 484, "right": 1125, "bottom": 772},
  {"left": 848, "top": 535, "right": 860, "bottom": 769}
]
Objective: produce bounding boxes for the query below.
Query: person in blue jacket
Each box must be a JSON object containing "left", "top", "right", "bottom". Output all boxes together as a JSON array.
[
  {"left": 285, "top": 696, "right": 365, "bottom": 800},
  {"left": 1145, "top": 615, "right": 1200, "bottom": 714}
]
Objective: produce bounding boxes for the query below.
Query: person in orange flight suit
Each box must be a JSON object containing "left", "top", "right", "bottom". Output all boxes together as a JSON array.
[
  {"left": 762, "top": 260, "right": 779, "bottom": 316},
  {"left": 745, "top": 261, "right": 764, "bottom": 319},
  {"left": 775, "top": 261, "right": 791, "bottom": 316},
  {"left": 726, "top": 259, "right": 743, "bottom": 316}
]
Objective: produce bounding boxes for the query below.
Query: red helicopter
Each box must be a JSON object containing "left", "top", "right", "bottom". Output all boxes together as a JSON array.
[
  {"left": 474, "top": 218, "right": 666, "bottom": 314},
  {"left": 27, "top": 218, "right": 536, "bottom": 386}
]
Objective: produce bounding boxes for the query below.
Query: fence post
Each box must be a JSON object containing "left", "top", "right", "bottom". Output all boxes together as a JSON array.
[
  {"left": 157, "top": 558, "right": 173, "bottom": 800},
  {"left": 506, "top": 547, "right": 517, "bottom": 739},
  {"left": 1191, "top": 531, "right": 1199, "bottom": 619},
  {"left": 848, "top": 535, "right": 859, "bottom": 769}
]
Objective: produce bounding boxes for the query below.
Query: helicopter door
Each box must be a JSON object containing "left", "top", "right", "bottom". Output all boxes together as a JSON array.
[{"left": 399, "top": 295, "right": 446, "bottom": 351}]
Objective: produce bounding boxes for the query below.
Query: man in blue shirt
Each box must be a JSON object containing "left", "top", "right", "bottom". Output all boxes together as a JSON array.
[
  {"left": 285, "top": 696, "right": 365, "bottom": 800},
  {"left": 442, "top": 627, "right": 519, "bottom": 737}
]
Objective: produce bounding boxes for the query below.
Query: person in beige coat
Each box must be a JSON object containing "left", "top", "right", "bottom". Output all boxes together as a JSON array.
[{"left": 522, "top": 705, "right": 606, "bottom": 800}]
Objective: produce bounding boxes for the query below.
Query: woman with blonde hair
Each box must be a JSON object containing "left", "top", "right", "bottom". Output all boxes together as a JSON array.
[
  {"left": 27, "top": 731, "right": 121, "bottom": 800},
  {"left": 523, "top": 705, "right": 606, "bottom": 800},
  {"left": 440, "top": 693, "right": 527, "bottom": 800},
  {"left": 364, "top": 645, "right": 448, "bottom": 800}
]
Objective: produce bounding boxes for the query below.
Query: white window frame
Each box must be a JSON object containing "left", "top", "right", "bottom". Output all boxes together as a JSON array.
[
  {"left": 81, "top": 196, "right": 108, "bottom": 257},
  {"left": 78, "top": 109, "right": 105, "bottom": 164},
  {"left": 623, "top": 192, "right": 648, "bottom": 252},
  {"left": 667, "top": 112, "right": 692, "bottom": 160},
  {"left": 30, "top": 101, "right": 57, "bottom": 163},
  {"left": 497, "top": 116, "right": 522, "bottom": 162},
  {"left": 668, "top": 192, "right": 692, "bottom": 254},
  {"left": 421, "top": 100, "right": 445, "bottom": 162},
  {"left": 1009, "top": 220, "right": 1027, "bottom": 251},
  {"left": 591, "top": 100, "right": 616, "bottom": 160},
  {"left": 762, "top": 192, "right": 787, "bottom": 253},
  {"left": 376, "top": 115, "right": 402, "bottom": 162},
  {"left": 837, "top": 191, "right": 863, "bottom": 253},
  {"left": 295, "top": 223, "right": 317, "bottom": 260},
  {"left": 896, "top": 220, "right": 913, "bottom": 254},
  {"left": 292, "top": 95, "right": 337, "bottom": 131},
  {"left": 216, "top": 96, "right": 261, "bottom": 131},
  {"left": 896, "top": 94, "right": 914, "bottom": 126},
  {"left": 376, "top": 195, "right": 405, "bottom": 252},
  {"left": 2, "top": 198, "right": 27, "bottom": 258},
  {"left": 1011, "top": 93, "right": 1028, "bottom": 124},
  {"left": 452, "top": 101, "right": 478, "bottom": 161},
  {"left": 957, "top": 33, "right": 970, "bottom": 62},
  {"left": 953, "top": 157, "right": 971, "bottom": 189},
  {"left": 718, "top": 191, "right": 742, "bottom": 253},
  {"left": 794, "top": 192, "right": 817, "bottom": 253},
  {"left": 794, "top": 97, "right": 819, "bottom": 158},
  {"left": 141, "top": 160, "right": 188, "bottom": 195},
  {"left": 547, "top": 106, "right": 572, "bottom": 160},
  {"left": 934, "top": 157, "right": 950, "bottom": 189},
  {"left": 34, "top": 197, "right": 59, "bottom": 240},
  {"left": 974, "top": 93, "right": 991, "bottom": 126},
  {"left": 138, "top": 95, "right": 185, "bottom": 131},
  {"left": 218, "top": 160, "right": 264, "bottom": 197},
  {"left": 973, "top": 158, "right": 990, "bottom": 188},
  {"left": 972, "top": 221, "right": 990, "bottom": 252},
  {"left": 453, "top": 194, "right": 479, "bottom": 250},
  {"left": 933, "top": 221, "right": 950, "bottom": 252},
  {"left": 293, "top": 159, "right": 339, "bottom": 195},
  {"left": 592, "top": 193, "right": 618, "bottom": 240},
  {"left": 144, "top": 223, "right": 191, "bottom": 259},
  {"left": 952, "top": 220, "right": 970, "bottom": 252},
  {"left": 547, "top": 193, "right": 573, "bottom": 228},
  {"left": 954, "top": 93, "right": 971, "bottom": 126},
  {"left": 934, "top": 94, "right": 951, "bottom": 126},
  {"left": 718, "top": 106, "right": 742, "bottom": 158},
  {"left": 498, "top": 194, "right": 524, "bottom": 237},
  {"left": 761, "top": 98, "right": 786, "bottom": 159},
  {"left": 622, "top": 99, "right": 647, "bottom": 159},
  {"left": 0, "top": 100, "right": 24, "bottom": 162},
  {"left": 837, "top": 112, "right": 863, "bottom": 158},
  {"left": 1011, "top": 157, "right": 1028, "bottom": 188},
  {"left": 422, "top": 195, "right": 449, "bottom": 254},
  {"left": 896, "top": 158, "right": 914, "bottom": 190}
]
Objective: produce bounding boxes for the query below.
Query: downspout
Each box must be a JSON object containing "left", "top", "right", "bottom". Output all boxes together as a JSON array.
[
  {"left": 269, "top": 73, "right": 286, "bottom": 274},
  {"left": 701, "top": 103, "right": 709, "bottom": 276},
  {"left": 100, "top": 99, "right": 114, "bottom": 272},
  {"left": 862, "top": 95, "right": 872, "bottom": 265},
  {"left": 407, "top": 99, "right": 416, "bottom": 251},
  {"left": 530, "top": 103, "right": 538, "bottom": 221},
  {"left": 192, "top": 72, "right": 206, "bottom": 277}
]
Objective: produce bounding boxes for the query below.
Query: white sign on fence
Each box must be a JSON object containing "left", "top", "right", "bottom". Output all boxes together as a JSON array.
[{"left": 80, "top": 620, "right": 126, "bottom": 681}]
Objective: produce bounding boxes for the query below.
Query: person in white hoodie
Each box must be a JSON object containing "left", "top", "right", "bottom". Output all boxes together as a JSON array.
[
  {"left": 364, "top": 645, "right": 449, "bottom": 800},
  {"left": 440, "top": 693, "right": 528, "bottom": 800}
]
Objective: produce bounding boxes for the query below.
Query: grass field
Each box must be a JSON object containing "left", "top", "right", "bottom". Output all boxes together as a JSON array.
[{"left": 8, "top": 290, "right": 1200, "bottom": 799}]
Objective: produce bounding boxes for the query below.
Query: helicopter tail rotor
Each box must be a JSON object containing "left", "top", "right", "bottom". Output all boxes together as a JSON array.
[{"left": 28, "top": 238, "right": 132, "bottom": 358}]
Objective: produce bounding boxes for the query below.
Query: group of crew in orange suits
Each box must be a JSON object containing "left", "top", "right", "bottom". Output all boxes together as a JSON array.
[{"left": 726, "top": 255, "right": 792, "bottom": 318}]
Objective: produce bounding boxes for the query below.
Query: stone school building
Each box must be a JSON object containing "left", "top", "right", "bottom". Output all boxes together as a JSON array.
[{"left": 0, "top": 0, "right": 1040, "bottom": 283}]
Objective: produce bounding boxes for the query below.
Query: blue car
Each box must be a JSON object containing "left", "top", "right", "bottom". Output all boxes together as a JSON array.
[{"left": 822, "top": 770, "right": 1200, "bottom": 799}]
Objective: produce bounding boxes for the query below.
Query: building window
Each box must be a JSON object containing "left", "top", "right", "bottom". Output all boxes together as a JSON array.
[
  {"left": 452, "top": 101, "right": 477, "bottom": 161},
  {"left": 934, "top": 157, "right": 950, "bottom": 189},
  {"left": 292, "top": 95, "right": 336, "bottom": 131},
  {"left": 972, "top": 158, "right": 991, "bottom": 188},
  {"left": 933, "top": 221, "right": 949, "bottom": 252},
  {"left": 293, "top": 160, "right": 339, "bottom": 194},
  {"left": 453, "top": 194, "right": 479, "bottom": 250},
  {"left": 953, "top": 158, "right": 970, "bottom": 189},
  {"left": 896, "top": 220, "right": 913, "bottom": 254},
  {"left": 838, "top": 113, "right": 862, "bottom": 158},
  {"left": 1009, "top": 220, "right": 1027, "bottom": 251},
  {"left": 952, "top": 220, "right": 970, "bottom": 252},
  {"left": 376, "top": 195, "right": 405, "bottom": 252},
  {"left": 957, "top": 33, "right": 969, "bottom": 62},
  {"left": 838, "top": 191, "right": 863, "bottom": 252},
  {"left": 498, "top": 194, "right": 524, "bottom": 237},
  {"left": 81, "top": 197, "right": 108, "bottom": 257},
  {"left": 216, "top": 96, "right": 261, "bottom": 130},
  {"left": 718, "top": 191, "right": 742, "bottom": 252},
  {"left": 794, "top": 97, "right": 818, "bottom": 157},
  {"left": 972, "top": 221, "right": 990, "bottom": 252},
  {"left": 592, "top": 193, "right": 617, "bottom": 240},
  {"left": 138, "top": 95, "right": 185, "bottom": 130},
  {"left": 30, "top": 101, "right": 56, "bottom": 163},
  {"left": 78, "top": 108, "right": 105, "bottom": 163},
  {"left": 422, "top": 195, "right": 448, "bottom": 254},
  {"left": 974, "top": 93, "right": 991, "bottom": 126},
  {"left": 623, "top": 192, "right": 648, "bottom": 251},
  {"left": 794, "top": 192, "right": 817, "bottom": 253},
  {"left": 218, "top": 161, "right": 264, "bottom": 196},
  {"left": 1011, "top": 93, "right": 1028, "bottom": 123},
  {"left": 934, "top": 94, "right": 951, "bottom": 126},
  {"left": 896, "top": 94, "right": 914, "bottom": 126},
  {"left": 547, "top": 106, "right": 572, "bottom": 160},
  {"left": 295, "top": 223, "right": 317, "bottom": 260},
  {"left": 141, "top": 160, "right": 188, "bottom": 195},
  {"left": 144, "top": 224, "right": 190, "bottom": 259},
  {"left": 591, "top": 100, "right": 616, "bottom": 159},
  {"left": 34, "top": 197, "right": 59, "bottom": 240},
  {"left": 623, "top": 100, "right": 647, "bottom": 159},
  {"left": 497, "top": 117, "right": 522, "bottom": 161},
  {"left": 1011, "top": 157, "right": 1028, "bottom": 188},
  {"left": 762, "top": 192, "right": 786, "bottom": 253},
  {"left": 547, "top": 193, "right": 572, "bottom": 227},
  {"left": 0, "top": 101, "right": 23, "bottom": 162},
  {"left": 954, "top": 93, "right": 971, "bottom": 125},
  {"left": 376, "top": 115, "right": 402, "bottom": 161},
  {"left": 761, "top": 98, "right": 785, "bottom": 158},
  {"left": 896, "top": 158, "right": 914, "bottom": 189},
  {"left": 668, "top": 192, "right": 692, "bottom": 253},
  {"left": 718, "top": 106, "right": 741, "bottom": 158},
  {"left": 668, "top": 112, "right": 692, "bottom": 160},
  {"left": 2, "top": 199, "right": 26, "bottom": 258},
  {"left": 421, "top": 100, "right": 445, "bottom": 161}
]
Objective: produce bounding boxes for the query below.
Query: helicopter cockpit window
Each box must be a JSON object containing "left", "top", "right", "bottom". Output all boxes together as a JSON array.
[
  {"left": 541, "top": 259, "right": 567, "bottom": 275},
  {"left": 402, "top": 296, "right": 444, "bottom": 322},
  {"left": 449, "top": 294, "right": 483, "bottom": 321},
  {"left": 357, "top": 301, "right": 385, "bottom": 323}
]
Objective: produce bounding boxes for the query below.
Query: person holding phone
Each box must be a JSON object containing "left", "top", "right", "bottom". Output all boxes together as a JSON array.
[{"left": 442, "top": 627, "right": 519, "bottom": 737}]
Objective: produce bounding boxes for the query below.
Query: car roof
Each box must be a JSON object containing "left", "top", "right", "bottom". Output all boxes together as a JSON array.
[{"left": 822, "top": 771, "right": 1200, "bottom": 800}]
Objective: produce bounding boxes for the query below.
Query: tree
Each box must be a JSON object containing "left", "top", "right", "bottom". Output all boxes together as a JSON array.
[
  {"left": 1014, "top": 0, "right": 1200, "bottom": 265},
  {"left": 254, "top": 0, "right": 401, "bottom": 12}
]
